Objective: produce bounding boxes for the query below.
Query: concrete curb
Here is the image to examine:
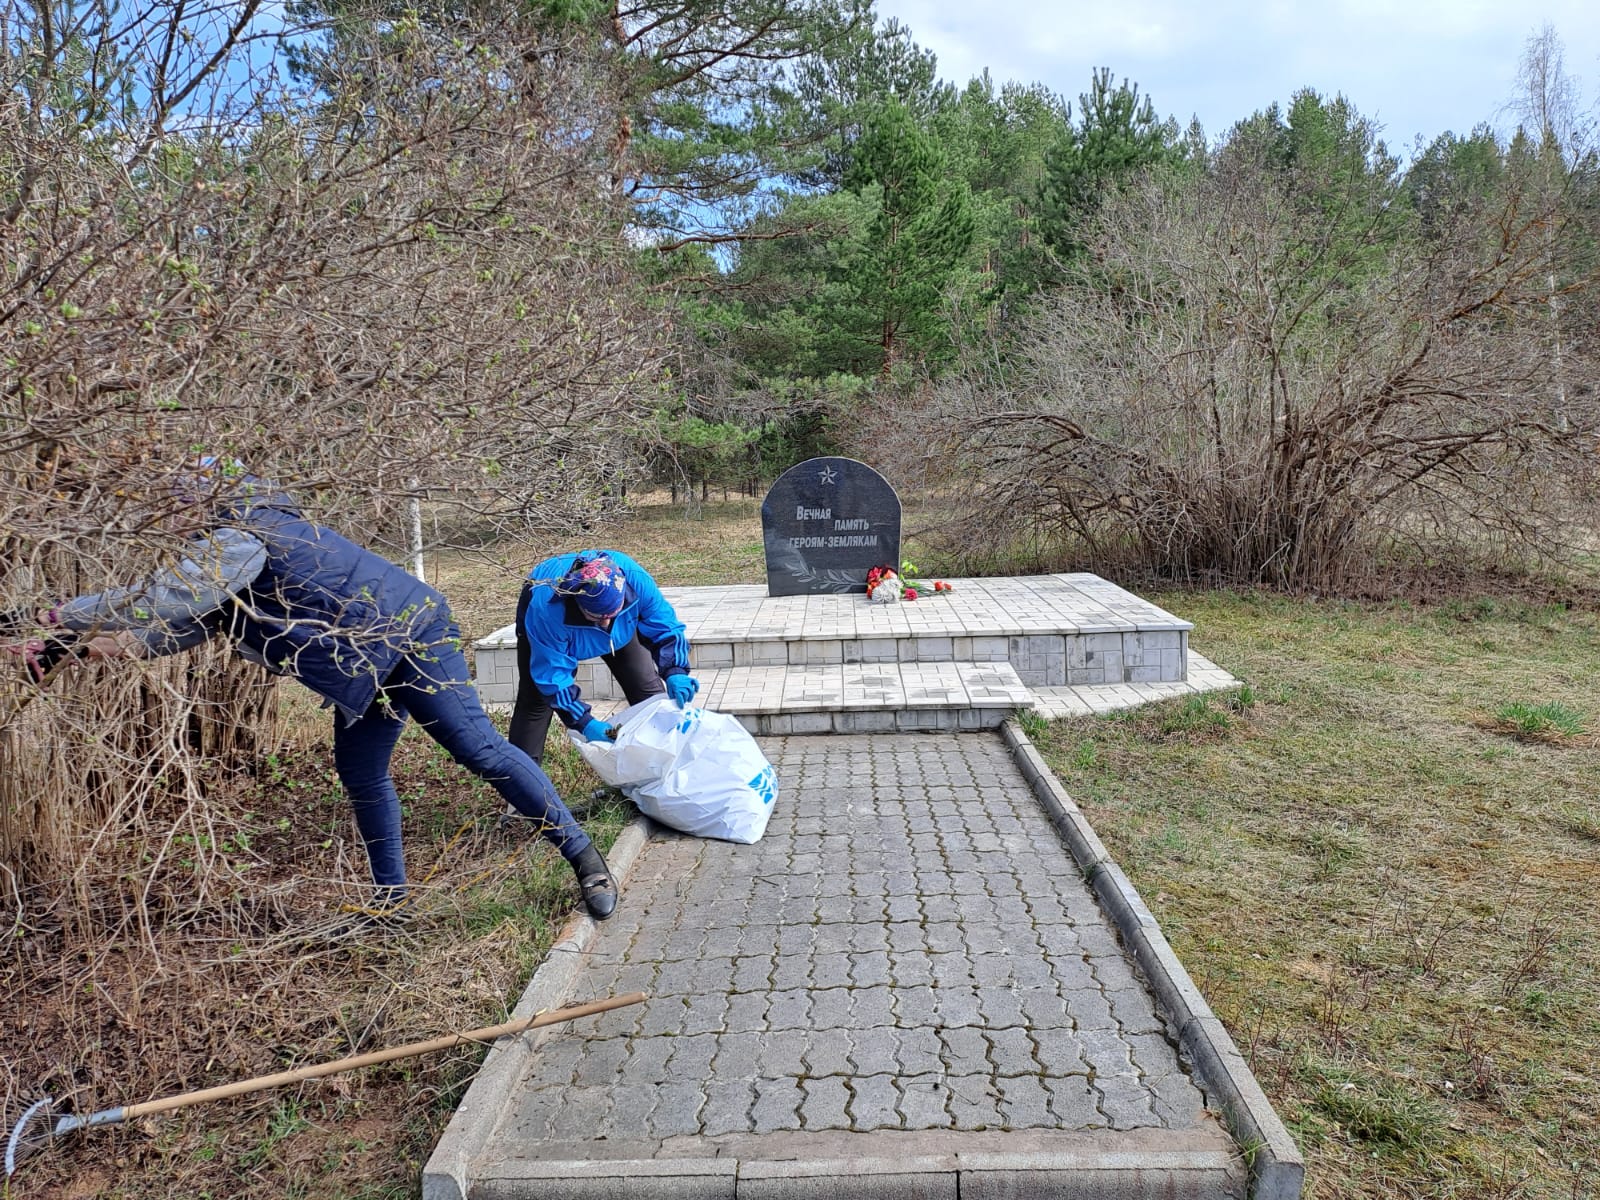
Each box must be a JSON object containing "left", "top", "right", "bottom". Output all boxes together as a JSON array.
[
  {"left": 472, "top": 1146, "right": 1242, "bottom": 1200},
  {"left": 1001, "top": 719, "right": 1306, "bottom": 1200},
  {"left": 421, "top": 815, "right": 657, "bottom": 1200},
  {"left": 466, "top": 1122, "right": 1245, "bottom": 1198}
]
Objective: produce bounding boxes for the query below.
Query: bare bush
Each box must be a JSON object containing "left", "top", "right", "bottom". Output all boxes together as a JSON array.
[
  {"left": 925, "top": 130, "right": 1600, "bottom": 589},
  {"left": 1, "top": 0, "right": 662, "bottom": 918}
]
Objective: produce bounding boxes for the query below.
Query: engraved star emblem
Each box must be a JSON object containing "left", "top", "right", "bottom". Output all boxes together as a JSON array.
[{"left": 818, "top": 465, "right": 838, "bottom": 486}]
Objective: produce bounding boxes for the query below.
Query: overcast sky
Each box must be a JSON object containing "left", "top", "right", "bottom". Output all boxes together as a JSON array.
[{"left": 871, "top": 0, "right": 1600, "bottom": 154}]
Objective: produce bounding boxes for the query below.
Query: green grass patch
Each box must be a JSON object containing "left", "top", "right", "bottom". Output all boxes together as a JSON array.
[
  {"left": 1030, "top": 588, "right": 1600, "bottom": 1199},
  {"left": 1492, "top": 700, "right": 1586, "bottom": 742}
]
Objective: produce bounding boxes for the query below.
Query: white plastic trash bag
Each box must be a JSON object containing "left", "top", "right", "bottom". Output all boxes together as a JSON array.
[{"left": 570, "top": 695, "right": 780, "bottom": 843}]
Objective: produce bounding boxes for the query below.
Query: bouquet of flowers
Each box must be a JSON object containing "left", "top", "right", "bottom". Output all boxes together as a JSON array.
[
  {"left": 866, "top": 561, "right": 952, "bottom": 603},
  {"left": 865, "top": 564, "right": 902, "bottom": 604}
]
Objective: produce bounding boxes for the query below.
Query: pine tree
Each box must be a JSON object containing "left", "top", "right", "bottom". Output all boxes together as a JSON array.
[
  {"left": 1040, "top": 68, "right": 1175, "bottom": 258},
  {"left": 838, "top": 98, "right": 975, "bottom": 373}
]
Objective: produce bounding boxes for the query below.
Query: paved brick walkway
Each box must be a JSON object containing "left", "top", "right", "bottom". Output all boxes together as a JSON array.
[{"left": 470, "top": 733, "right": 1243, "bottom": 1198}]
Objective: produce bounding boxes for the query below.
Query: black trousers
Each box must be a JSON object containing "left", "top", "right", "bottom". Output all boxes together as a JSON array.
[{"left": 508, "top": 581, "right": 665, "bottom": 765}]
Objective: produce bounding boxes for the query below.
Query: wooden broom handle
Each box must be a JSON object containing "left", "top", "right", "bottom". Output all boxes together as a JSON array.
[{"left": 120, "top": 991, "right": 647, "bottom": 1121}]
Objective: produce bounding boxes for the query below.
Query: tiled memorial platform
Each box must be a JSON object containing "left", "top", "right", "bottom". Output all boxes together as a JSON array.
[
  {"left": 425, "top": 733, "right": 1301, "bottom": 1200},
  {"left": 475, "top": 574, "right": 1238, "bottom": 732}
]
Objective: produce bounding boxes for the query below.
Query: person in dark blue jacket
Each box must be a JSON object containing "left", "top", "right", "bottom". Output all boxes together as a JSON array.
[
  {"left": 509, "top": 550, "right": 697, "bottom": 764},
  {"left": 2, "top": 471, "right": 619, "bottom": 923}
]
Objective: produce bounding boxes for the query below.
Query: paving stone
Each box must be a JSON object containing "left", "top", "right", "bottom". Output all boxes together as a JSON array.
[
  {"left": 848, "top": 949, "right": 892, "bottom": 987},
  {"left": 615, "top": 1036, "right": 675, "bottom": 1088},
  {"left": 802, "top": 1030, "right": 853, "bottom": 1077},
  {"left": 1095, "top": 1071, "right": 1160, "bottom": 1130},
  {"left": 650, "top": 959, "right": 701, "bottom": 998},
  {"left": 810, "top": 986, "right": 853, "bottom": 1030},
  {"left": 919, "top": 894, "right": 961, "bottom": 923},
  {"left": 894, "top": 1026, "right": 944, "bottom": 1076},
  {"left": 1108, "top": 987, "right": 1168, "bottom": 1036},
  {"left": 933, "top": 986, "right": 983, "bottom": 1028},
  {"left": 975, "top": 985, "right": 1027, "bottom": 1029},
  {"left": 800, "top": 1076, "right": 853, "bottom": 1130},
  {"left": 896, "top": 1074, "right": 952, "bottom": 1130},
  {"left": 681, "top": 992, "right": 729, "bottom": 1035},
  {"left": 846, "top": 1074, "right": 902, "bottom": 1130},
  {"left": 770, "top": 953, "right": 810, "bottom": 991},
  {"left": 602, "top": 1080, "right": 658, "bottom": 1138},
  {"left": 1076, "top": 1027, "right": 1138, "bottom": 1075},
  {"left": 891, "top": 983, "right": 938, "bottom": 1027},
  {"left": 666, "top": 1033, "right": 719, "bottom": 1081},
  {"left": 649, "top": 1082, "right": 705, "bottom": 1138},
  {"left": 928, "top": 952, "right": 974, "bottom": 990},
  {"left": 809, "top": 950, "right": 853, "bottom": 990},
  {"left": 528, "top": 1037, "right": 583, "bottom": 1088},
  {"left": 1017, "top": 984, "right": 1070, "bottom": 1029},
  {"left": 700, "top": 1079, "right": 754, "bottom": 1137},
  {"left": 765, "top": 987, "right": 810, "bottom": 1030},
  {"left": 724, "top": 991, "right": 769, "bottom": 1034},
  {"left": 713, "top": 1031, "right": 764, "bottom": 1080},
  {"left": 1043, "top": 949, "right": 1097, "bottom": 990},
  {"left": 774, "top": 924, "right": 816, "bottom": 957},
  {"left": 851, "top": 984, "right": 896, "bottom": 1028},
  {"left": 501, "top": 1082, "right": 566, "bottom": 1139},
  {"left": 938, "top": 1026, "right": 990, "bottom": 1076},
  {"left": 846, "top": 923, "right": 891, "bottom": 953},
  {"left": 756, "top": 1028, "right": 808, "bottom": 1077},
  {"left": 815, "top": 893, "right": 854, "bottom": 924},
  {"left": 699, "top": 923, "right": 745, "bottom": 957},
  {"left": 1031, "top": 1027, "right": 1091, "bottom": 1076},
  {"left": 848, "top": 1027, "right": 900, "bottom": 1076},
  {"left": 946, "top": 1074, "right": 1004, "bottom": 1130},
  {"left": 573, "top": 1037, "right": 631, "bottom": 1086},
  {"left": 1063, "top": 986, "right": 1119, "bottom": 1030},
  {"left": 1149, "top": 1071, "right": 1208, "bottom": 1126},
  {"left": 1126, "top": 1031, "right": 1185, "bottom": 1078},
  {"left": 639, "top": 996, "right": 690, "bottom": 1037},
  {"left": 986, "top": 1026, "right": 1037, "bottom": 1076},
  {"left": 1044, "top": 1074, "right": 1104, "bottom": 1128},
  {"left": 751, "top": 1076, "right": 803, "bottom": 1133},
  {"left": 996, "top": 1074, "right": 1054, "bottom": 1129},
  {"left": 548, "top": 1085, "right": 613, "bottom": 1139}
]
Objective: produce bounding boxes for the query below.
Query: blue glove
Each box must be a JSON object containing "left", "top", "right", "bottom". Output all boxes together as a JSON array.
[
  {"left": 664, "top": 673, "right": 699, "bottom": 709},
  {"left": 580, "top": 717, "right": 615, "bottom": 743}
]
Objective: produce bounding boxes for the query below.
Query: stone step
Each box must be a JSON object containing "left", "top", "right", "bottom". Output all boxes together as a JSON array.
[
  {"left": 591, "top": 660, "right": 1034, "bottom": 736},
  {"left": 473, "top": 573, "right": 1194, "bottom": 705}
]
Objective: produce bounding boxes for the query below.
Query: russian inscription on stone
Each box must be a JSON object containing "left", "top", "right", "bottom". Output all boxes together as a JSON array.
[{"left": 761, "top": 457, "right": 901, "bottom": 596}]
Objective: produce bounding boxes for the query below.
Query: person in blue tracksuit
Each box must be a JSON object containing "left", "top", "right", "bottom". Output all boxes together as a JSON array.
[
  {"left": 509, "top": 551, "right": 698, "bottom": 764},
  {"left": 1, "top": 471, "right": 619, "bottom": 923}
]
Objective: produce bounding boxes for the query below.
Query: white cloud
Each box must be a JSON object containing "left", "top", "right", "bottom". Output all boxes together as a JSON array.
[{"left": 874, "top": 0, "right": 1600, "bottom": 148}]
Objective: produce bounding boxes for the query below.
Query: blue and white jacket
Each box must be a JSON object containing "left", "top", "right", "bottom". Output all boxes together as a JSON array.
[{"left": 522, "top": 550, "right": 690, "bottom": 729}]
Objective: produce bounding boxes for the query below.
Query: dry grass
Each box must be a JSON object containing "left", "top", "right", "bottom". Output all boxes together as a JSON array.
[
  {"left": 1029, "top": 590, "right": 1600, "bottom": 1200},
  {"left": 3, "top": 719, "right": 635, "bottom": 1200}
]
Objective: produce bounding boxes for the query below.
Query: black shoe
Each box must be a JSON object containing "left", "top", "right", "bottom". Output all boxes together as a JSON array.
[{"left": 571, "top": 845, "right": 618, "bottom": 921}]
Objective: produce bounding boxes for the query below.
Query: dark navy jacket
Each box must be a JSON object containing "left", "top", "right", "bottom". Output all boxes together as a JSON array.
[
  {"left": 522, "top": 550, "right": 690, "bottom": 729},
  {"left": 57, "top": 484, "right": 450, "bottom": 723}
]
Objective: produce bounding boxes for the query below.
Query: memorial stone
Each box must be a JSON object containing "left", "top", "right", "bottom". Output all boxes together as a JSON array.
[{"left": 760, "top": 457, "right": 901, "bottom": 596}]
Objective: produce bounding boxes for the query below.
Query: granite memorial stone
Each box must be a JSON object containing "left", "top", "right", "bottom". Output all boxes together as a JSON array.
[{"left": 761, "top": 457, "right": 901, "bottom": 596}]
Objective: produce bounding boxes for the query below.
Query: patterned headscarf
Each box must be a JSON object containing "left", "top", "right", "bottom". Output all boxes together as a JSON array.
[{"left": 561, "top": 553, "right": 627, "bottom": 619}]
